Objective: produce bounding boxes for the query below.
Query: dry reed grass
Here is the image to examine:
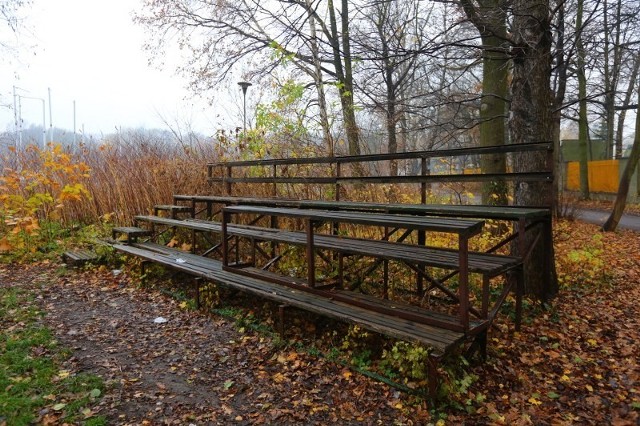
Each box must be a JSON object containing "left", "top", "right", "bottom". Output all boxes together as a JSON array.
[{"left": 74, "top": 131, "right": 219, "bottom": 225}]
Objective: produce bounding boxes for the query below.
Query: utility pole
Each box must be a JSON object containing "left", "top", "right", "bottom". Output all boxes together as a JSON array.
[
  {"left": 73, "top": 100, "right": 76, "bottom": 146},
  {"left": 17, "top": 95, "right": 46, "bottom": 149},
  {"left": 17, "top": 95, "right": 22, "bottom": 148},
  {"left": 48, "top": 87, "right": 53, "bottom": 144},
  {"left": 12, "top": 86, "right": 18, "bottom": 142}
]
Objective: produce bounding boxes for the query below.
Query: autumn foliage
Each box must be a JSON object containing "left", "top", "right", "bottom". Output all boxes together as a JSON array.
[
  {"left": 0, "top": 135, "right": 218, "bottom": 257},
  {"left": 0, "top": 144, "right": 91, "bottom": 253}
]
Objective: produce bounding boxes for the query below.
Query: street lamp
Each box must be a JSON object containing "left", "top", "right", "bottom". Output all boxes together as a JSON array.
[{"left": 237, "top": 81, "right": 252, "bottom": 141}]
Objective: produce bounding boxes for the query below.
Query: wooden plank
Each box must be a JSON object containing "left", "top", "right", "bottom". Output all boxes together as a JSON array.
[
  {"left": 221, "top": 224, "right": 519, "bottom": 275},
  {"left": 223, "top": 205, "right": 485, "bottom": 236},
  {"left": 111, "top": 241, "right": 466, "bottom": 354},
  {"left": 229, "top": 265, "right": 469, "bottom": 332},
  {"left": 332, "top": 290, "right": 482, "bottom": 327},
  {"left": 112, "top": 226, "right": 151, "bottom": 236},
  {"left": 154, "top": 205, "right": 193, "bottom": 212},
  {"left": 133, "top": 214, "right": 520, "bottom": 275},
  {"left": 172, "top": 195, "right": 551, "bottom": 220},
  {"left": 63, "top": 250, "right": 97, "bottom": 265}
]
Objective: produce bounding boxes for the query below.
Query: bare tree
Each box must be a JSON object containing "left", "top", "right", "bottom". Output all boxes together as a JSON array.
[
  {"left": 1, "top": 0, "right": 28, "bottom": 50},
  {"left": 352, "top": 0, "right": 432, "bottom": 174},
  {"left": 135, "top": 0, "right": 362, "bottom": 154},
  {"left": 305, "top": 0, "right": 334, "bottom": 154},
  {"left": 576, "top": 0, "right": 591, "bottom": 199},
  {"left": 603, "top": 88, "right": 640, "bottom": 231}
]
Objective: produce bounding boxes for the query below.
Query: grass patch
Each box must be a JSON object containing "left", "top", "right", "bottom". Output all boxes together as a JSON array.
[{"left": 0, "top": 286, "right": 106, "bottom": 425}]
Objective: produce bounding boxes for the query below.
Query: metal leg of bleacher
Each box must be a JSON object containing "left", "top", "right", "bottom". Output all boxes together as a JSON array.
[
  {"left": 194, "top": 277, "right": 202, "bottom": 309},
  {"left": 278, "top": 304, "right": 289, "bottom": 339}
]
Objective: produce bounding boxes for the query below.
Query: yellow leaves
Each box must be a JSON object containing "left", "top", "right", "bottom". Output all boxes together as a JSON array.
[
  {"left": 0, "top": 143, "right": 94, "bottom": 258},
  {"left": 101, "top": 212, "right": 114, "bottom": 223},
  {"left": 528, "top": 396, "right": 542, "bottom": 406},
  {"left": 7, "top": 216, "right": 40, "bottom": 238},
  {"left": 0, "top": 237, "right": 13, "bottom": 252},
  {"left": 23, "top": 217, "right": 40, "bottom": 233},
  {"left": 58, "top": 183, "right": 91, "bottom": 205},
  {"left": 272, "top": 372, "right": 286, "bottom": 383}
]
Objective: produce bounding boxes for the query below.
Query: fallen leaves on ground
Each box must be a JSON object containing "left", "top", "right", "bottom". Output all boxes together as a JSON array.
[{"left": 0, "top": 219, "right": 638, "bottom": 424}]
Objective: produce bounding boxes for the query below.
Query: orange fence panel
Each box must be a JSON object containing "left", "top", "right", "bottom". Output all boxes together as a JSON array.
[
  {"left": 565, "top": 160, "right": 619, "bottom": 193},
  {"left": 566, "top": 162, "right": 580, "bottom": 191},
  {"left": 589, "top": 160, "right": 619, "bottom": 192}
]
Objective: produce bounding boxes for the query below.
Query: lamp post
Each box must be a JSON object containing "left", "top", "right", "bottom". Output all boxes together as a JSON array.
[{"left": 237, "top": 81, "right": 252, "bottom": 141}]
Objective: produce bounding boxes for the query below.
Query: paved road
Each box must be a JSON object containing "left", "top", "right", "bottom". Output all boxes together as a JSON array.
[{"left": 576, "top": 209, "right": 640, "bottom": 232}]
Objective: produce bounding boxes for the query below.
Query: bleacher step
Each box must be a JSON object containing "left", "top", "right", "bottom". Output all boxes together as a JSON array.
[
  {"left": 62, "top": 249, "right": 97, "bottom": 266},
  {"left": 153, "top": 205, "right": 194, "bottom": 218},
  {"left": 111, "top": 226, "right": 152, "bottom": 244}
]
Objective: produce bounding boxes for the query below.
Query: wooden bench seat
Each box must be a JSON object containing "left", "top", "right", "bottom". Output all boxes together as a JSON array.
[
  {"left": 174, "top": 194, "right": 551, "bottom": 220},
  {"left": 153, "top": 204, "right": 194, "bottom": 218},
  {"left": 223, "top": 205, "right": 486, "bottom": 236},
  {"left": 62, "top": 249, "right": 97, "bottom": 266},
  {"left": 133, "top": 215, "right": 520, "bottom": 276},
  {"left": 112, "top": 226, "right": 152, "bottom": 244},
  {"left": 111, "top": 241, "right": 466, "bottom": 355},
  {"left": 135, "top": 215, "right": 222, "bottom": 232},
  {"left": 132, "top": 213, "right": 522, "bottom": 332},
  {"left": 228, "top": 226, "right": 521, "bottom": 276}
]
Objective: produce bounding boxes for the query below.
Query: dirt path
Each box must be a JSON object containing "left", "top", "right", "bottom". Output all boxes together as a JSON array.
[{"left": 3, "top": 264, "right": 410, "bottom": 425}]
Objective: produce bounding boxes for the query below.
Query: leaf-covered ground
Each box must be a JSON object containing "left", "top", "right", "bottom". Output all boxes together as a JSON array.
[{"left": 1, "top": 219, "right": 639, "bottom": 425}]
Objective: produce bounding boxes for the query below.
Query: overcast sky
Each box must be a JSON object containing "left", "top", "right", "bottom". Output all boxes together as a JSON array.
[{"left": 0, "top": 0, "right": 235, "bottom": 137}]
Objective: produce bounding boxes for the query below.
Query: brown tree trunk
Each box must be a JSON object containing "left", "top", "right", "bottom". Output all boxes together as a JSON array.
[
  {"left": 614, "top": 53, "right": 640, "bottom": 159},
  {"left": 307, "top": 0, "right": 334, "bottom": 156},
  {"left": 551, "top": 0, "right": 568, "bottom": 217},
  {"left": 510, "top": 0, "right": 559, "bottom": 301},
  {"left": 479, "top": 30, "right": 509, "bottom": 205},
  {"left": 328, "top": 0, "right": 360, "bottom": 156},
  {"left": 603, "top": 89, "right": 640, "bottom": 231},
  {"left": 576, "top": 0, "right": 590, "bottom": 199},
  {"left": 460, "top": 0, "right": 509, "bottom": 205}
]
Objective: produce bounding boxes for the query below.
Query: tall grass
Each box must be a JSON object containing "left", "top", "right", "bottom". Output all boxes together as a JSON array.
[
  {"left": 76, "top": 130, "right": 216, "bottom": 224},
  {"left": 0, "top": 130, "right": 219, "bottom": 233}
]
